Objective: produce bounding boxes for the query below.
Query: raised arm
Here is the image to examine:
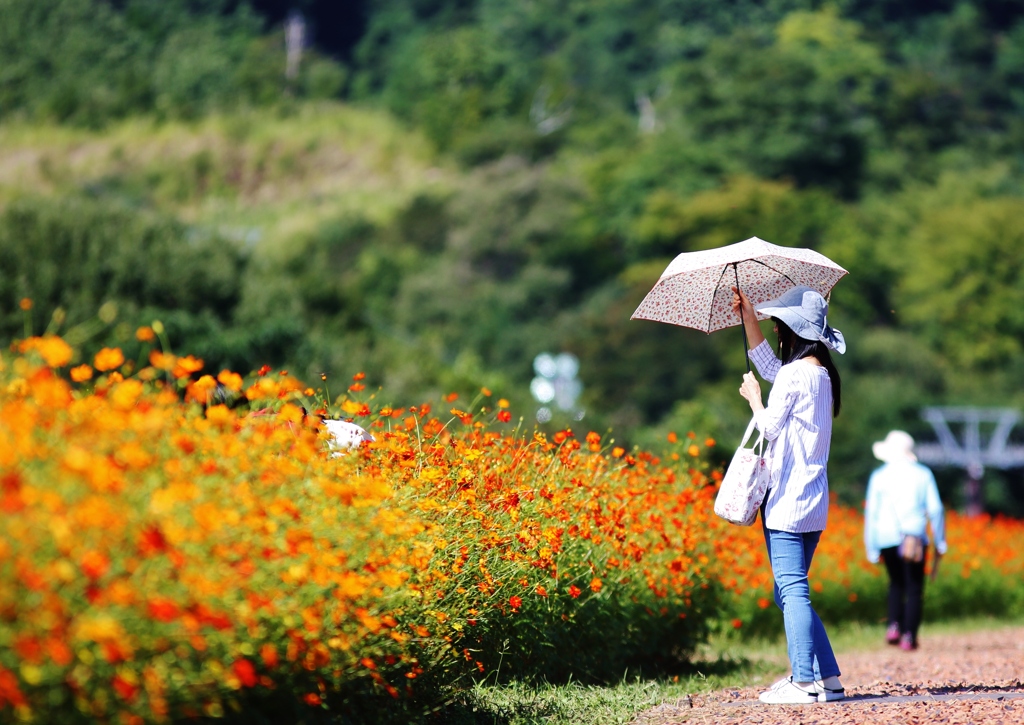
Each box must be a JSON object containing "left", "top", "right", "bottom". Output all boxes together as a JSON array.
[{"left": 732, "top": 287, "right": 765, "bottom": 349}]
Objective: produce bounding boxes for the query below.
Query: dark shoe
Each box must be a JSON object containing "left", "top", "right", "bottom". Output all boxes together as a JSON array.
[
  {"left": 886, "top": 623, "right": 900, "bottom": 645},
  {"left": 899, "top": 632, "right": 917, "bottom": 651}
]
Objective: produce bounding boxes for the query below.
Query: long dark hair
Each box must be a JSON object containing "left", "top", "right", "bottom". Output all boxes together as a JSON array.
[{"left": 773, "top": 318, "right": 842, "bottom": 417}]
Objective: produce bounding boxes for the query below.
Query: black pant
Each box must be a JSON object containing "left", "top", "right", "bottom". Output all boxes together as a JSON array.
[{"left": 880, "top": 546, "right": 926, "bottom": 639}]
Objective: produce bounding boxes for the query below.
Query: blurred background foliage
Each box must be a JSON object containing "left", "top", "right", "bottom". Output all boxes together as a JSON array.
[{"left": 3, "top": 0, "right": 1024, "bottom": 512}]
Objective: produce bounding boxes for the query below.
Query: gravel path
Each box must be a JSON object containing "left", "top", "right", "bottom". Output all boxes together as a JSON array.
[{"left": 634, "top": 626, "right": 1024, "bottom": 725}]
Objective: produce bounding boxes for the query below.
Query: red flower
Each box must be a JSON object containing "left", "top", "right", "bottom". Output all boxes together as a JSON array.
[
  {"left": 509, "top": 595, "right": 522, "bottom": 610},
  {"left": 148, "top": 598, "right": 180, "bottom": 622},
  {"left": 732, "top": 618, "right": 743, "bottom": 629},
  {"left": 138, "top": 525, "right": 168, "bottom": 556},
  {"left": 80, "top": 551, "right": 109, "bottom": 580},
  {"left": 112, "top": 674, "right": 138, "bottom": 702},
  {"left": 497, "top": 410, "right": 512, "bottom": 423},
  {"left": 257, "top": 364, "right": 271, "bottom": 377},
  {"left": 233, "top": 658, "right": 258, "bottom": 688},
  {"left": 261, "top": 643, "right": 279, "bottom": 669},
  {"left": 568, "top": 585, "right": 582, "bottom": 599}
]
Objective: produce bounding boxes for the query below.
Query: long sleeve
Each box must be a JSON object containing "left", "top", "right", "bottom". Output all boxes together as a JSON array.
[
  {"left": 753, "top": 366, "right": 800, "bottom": 442},
  {"left": 864, "top": 472, "right": 881, "bottom": 563},
  {"left": 748, "top": 339, "right": 781, "bottom": 383},
  {"left": 924, "top": 472, "right": 947, "bottom": 555}
]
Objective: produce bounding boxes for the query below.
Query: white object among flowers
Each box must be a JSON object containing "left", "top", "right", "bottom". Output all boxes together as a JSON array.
[{"left": 323, "top": 419, "right": 374, "bottom": 455}]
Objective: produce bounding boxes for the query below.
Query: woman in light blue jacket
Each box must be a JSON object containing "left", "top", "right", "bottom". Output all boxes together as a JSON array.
[{"left": 864, "top": 430, "right": 947, "bottom": 651}]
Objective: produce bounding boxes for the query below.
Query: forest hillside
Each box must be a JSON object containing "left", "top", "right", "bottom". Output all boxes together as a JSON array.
[{"left": 3, "top": 0, "right": 1024, "bottom": 510}]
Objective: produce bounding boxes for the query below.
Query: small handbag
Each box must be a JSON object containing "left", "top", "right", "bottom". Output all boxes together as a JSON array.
[
  {"left": 888, "top": 498, "right": 926, "bottom": 563},
  {"left": 714, "top": 417, "right": 770, "bottom": 526},
  {"left": 899, "top": 534, "right": 925, "bottom": 563}
]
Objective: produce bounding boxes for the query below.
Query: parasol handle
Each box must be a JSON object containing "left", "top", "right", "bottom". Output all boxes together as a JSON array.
[{"left": 734, "top": 263, "right": 751, "bottom": 373}]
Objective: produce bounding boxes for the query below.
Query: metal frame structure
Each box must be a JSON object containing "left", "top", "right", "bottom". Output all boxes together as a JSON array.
[{"left": 915, "top": 407, "right": 1024, "bottom": 515}]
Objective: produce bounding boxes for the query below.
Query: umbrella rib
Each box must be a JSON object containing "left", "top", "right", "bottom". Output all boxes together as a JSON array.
[
  {"left": 745, "top": 258, "right": 797, "bottom": 285},
  {"left": 708, "top": 264, "right": 731, "bottom": 332}
]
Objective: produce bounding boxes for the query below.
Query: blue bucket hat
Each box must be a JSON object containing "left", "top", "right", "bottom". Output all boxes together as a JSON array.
[{"left": 755, "top": 285, "right": 846, "bottom": 354}]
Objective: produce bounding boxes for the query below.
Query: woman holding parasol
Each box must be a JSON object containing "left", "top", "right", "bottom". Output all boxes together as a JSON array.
[{"left": 732, "top": 284, "right": 847, "bottom": 704}]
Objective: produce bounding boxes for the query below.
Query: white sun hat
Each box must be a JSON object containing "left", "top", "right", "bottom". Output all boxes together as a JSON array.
[{"left": 872, "top": 430, "right": 917, "bottom": 463}]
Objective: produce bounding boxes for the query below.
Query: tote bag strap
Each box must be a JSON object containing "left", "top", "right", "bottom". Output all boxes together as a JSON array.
[{"left": 738, "top": 416, "right": 766, "bottom": 455}]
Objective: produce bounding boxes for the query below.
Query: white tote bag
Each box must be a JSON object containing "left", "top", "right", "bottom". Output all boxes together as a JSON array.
[{"left": 714, "top": 417, "right": 770, "bottom": 526}]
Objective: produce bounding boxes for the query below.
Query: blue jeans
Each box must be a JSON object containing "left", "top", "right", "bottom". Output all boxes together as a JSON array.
[{"left": 761, "top": 525, "right": 841, "bottom": 682}]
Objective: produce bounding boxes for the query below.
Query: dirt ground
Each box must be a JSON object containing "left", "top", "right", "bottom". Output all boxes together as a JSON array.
[{"left": 634, "top": 626, "right": 1024, "bottom": 725}]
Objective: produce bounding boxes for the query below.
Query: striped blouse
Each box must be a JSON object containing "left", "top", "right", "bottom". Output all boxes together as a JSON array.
[{"left": 749, "top": 340, "right": 834, "bottom": 533}]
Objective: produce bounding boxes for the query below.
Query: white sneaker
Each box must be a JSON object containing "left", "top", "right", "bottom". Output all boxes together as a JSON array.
[
  {"left": 814, "top": 676, "right": 845, "bottom": 702},
  {"left": 758, "top": 677, "right": 818, "bottom": 704}
]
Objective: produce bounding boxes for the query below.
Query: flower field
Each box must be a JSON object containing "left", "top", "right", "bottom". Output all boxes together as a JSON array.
[{"left": 2, "top": 334, "right": 1024, "bottom": 723}]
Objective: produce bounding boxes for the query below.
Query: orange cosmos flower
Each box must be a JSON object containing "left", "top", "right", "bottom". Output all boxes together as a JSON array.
[
  {"left": 498, "top": 398, "right": 510, "bottom": 408},
  {"left": 217, "top": 370, "right": 243, "bottom": 392},
  {"left": 135, "top": 326, "right": 155, "bottom": 342},
  {"left": 185, "top": 375, "right": 217, "bottom": 404},
  {"left": 589, "top": 577, "right": 603, "bottom": 593},
  {"left": 687, "top": 445, "right": 700, "bottom": 457},
  {"left": 705, "top": 438, "right": 716, "bottom": 447},
  {"left": 19, "top": 298, "right": 32, "bottom": 311},
  {"left": 110, "top": 379, "right": 143, "bottom": 410},
  {"left": 93, "top": 347, "right": 125, "bottom": 372},
  {"left": 70, "top": 364, "right": 93, "bottom": 382},
  {"left": 149, "top": 350, "right": 176, "bottom": 370},
  {"left": 535, "top": 585, "right": 548, "bottom": 597},
  {"left": 172, "top": 355, "right": 204, "bottom": 379},
  {"left": 19, "top": 336, "right": 73, "bottom": 367},
  {"left": 667, "top": 432, "right": 678, "bottom": 443},
  {"left": 352, "top": 372, "right": 366, "bottom": 381},
  {"left": 612, "top": 447, "right": 625, "bottom": 458}
]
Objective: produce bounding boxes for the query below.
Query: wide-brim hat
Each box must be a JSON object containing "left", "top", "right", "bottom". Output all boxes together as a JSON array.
[
  {"left": 872, "top": 430, "right": 917, "bottom": 463},
  {"left": 756, "top": 285, "right": 846, "bottom": 354}
]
